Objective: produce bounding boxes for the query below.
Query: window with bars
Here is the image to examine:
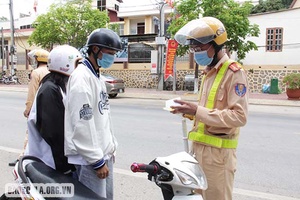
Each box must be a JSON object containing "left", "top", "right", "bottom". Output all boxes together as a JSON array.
[
  {"left": 97, "top": 0, "right": 106, "bottom": 11},
  {"left": 115, "top": 4, "right": 119, "bottom": 11},
  {"left": 266, "top": 28, "right": 283, "bottom": 52},
  {"left": 20, "top": 24, "right": 33, "bottom": 29}
]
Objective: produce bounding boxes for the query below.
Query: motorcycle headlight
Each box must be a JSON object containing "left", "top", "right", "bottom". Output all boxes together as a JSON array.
[
  {"left": 175, "top": 161, "right": 208, "bottom": 190},
  {"left": 174, "top": 169, "right": 198, "bottom": 186}
]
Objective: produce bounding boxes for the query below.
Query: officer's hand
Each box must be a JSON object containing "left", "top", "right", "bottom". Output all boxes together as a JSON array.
[
  {"left": 95, "top": 164, "right": 109, "bottom": 179},
  {"left": 170, "top": 100, "right": 197, "bottom": 116}
]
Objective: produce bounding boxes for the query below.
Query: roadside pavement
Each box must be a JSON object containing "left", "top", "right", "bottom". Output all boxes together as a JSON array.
[{"left": 1, "top": 84, "right": 300, "bottom": 107}]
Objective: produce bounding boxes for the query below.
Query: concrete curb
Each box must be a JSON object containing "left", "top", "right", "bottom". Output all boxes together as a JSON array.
[
  {"left": 0, "top": 86, "right": 27, "bottom": 93},
  {"left": 120, "top": 93, "right": 300, "bottom": 107}
]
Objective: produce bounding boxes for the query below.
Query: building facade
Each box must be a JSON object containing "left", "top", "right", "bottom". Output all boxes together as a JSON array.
[
  {"left": 0, "top": 0, "right": 123, "bottom": 71},
  {"left": 0, "top": 0, "right": 299, "bottom": 93}
]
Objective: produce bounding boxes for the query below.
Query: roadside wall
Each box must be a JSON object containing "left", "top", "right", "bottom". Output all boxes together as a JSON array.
[{"left": 6, "top": 68, "right": 300, "bottom": 93}]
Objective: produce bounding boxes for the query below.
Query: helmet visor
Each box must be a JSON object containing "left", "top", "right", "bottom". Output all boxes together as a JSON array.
[
  {"left": 27, "top": 49, "right": 36, "bottom": 60},
  {"left": 27, "top": 49, "right": 38, "bottom": 67},
  {"left": 174, "top": 19, "right": 215, "bottom": 45}
]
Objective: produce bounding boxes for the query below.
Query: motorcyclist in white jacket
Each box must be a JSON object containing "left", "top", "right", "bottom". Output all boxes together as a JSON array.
[{"left": 64, "top": 28, "right": 122, "bottom": 199}]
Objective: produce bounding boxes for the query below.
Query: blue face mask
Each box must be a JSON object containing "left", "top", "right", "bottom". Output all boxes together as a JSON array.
[
  {"left": 194, "top": 50, "right": 213, "bottom": 66},
  {"left": 97, "top": 52, "right": 115, "bottom": 69}
]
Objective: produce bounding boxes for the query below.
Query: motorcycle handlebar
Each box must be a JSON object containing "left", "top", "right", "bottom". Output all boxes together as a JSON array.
[{"left": 131, "top": 163, "right": 160, "bottom": 175}]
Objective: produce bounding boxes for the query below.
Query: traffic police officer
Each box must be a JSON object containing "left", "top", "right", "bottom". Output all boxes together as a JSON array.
[{"left": 170, "top": 17, "right": 249, "bottom": 200}]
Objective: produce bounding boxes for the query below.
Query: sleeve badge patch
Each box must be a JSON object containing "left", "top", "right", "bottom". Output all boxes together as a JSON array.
[
  {"left": 235, "top": 83, "right": 247, "bottom": 97},
  {"left": 229, "top": 63, "right": 241, "bottom": 72},
  {"left": 79, "top": 104, "right": 93, "bottom": 120}
]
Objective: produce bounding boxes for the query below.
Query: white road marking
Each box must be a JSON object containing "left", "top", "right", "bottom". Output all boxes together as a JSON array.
[
  {"left": 2, "top": 146, "right": 299, "bottom": 200},
  {"left": 233, "top": 188, "right": 300, "bottom": 200},
  {"left": 114, "top": 168, "right": 146, "bottom": 178},
  {"left": 0, "top": 146, "right": 22, "bottom": 154}
]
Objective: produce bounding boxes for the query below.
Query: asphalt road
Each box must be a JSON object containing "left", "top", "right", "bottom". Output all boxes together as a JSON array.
[{"left": 0, "top": 91, "right": 300, "bottom": 200}]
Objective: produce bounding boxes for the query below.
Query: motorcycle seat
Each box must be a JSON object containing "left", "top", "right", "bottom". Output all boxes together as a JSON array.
[{"left": 26, "top": 161, "right": 105, "bottom": 200}]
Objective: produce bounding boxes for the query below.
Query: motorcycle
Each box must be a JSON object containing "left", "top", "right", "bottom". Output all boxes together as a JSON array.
[
  {"left": 131, "top": 151, "right": 207, "bottom": 200},
  {"left": 0, "top": 71, "right": 8, "bottom": 84},
  {"left": 1, "top": 155, "right": 105, "bottom": 200},
  {"left": 1, "top": 153, "right": 206, "bottom": 200},
  {"left": 6, "top": 73, "right": 21, "bottom": 85},
  {"left": 130, "top": 115, "right": 207, "bottom": 200},
  {"left": 0, "top": 71, "right": 20, "bottom": 85}
]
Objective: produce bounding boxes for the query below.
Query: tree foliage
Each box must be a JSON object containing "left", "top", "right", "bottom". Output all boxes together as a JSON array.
[
  {"left": 28, "top": 0, "right": 109, "bottom": 50},
  {"left": 0, "top": 16, "right": 9, "bottom": 22},
  {"left": 282, "top": 0, "right": 294, "bottom": 8},
  {"left": 168, "top": 0, "right": 260, "bottom": 60},
  {"left": 251, "top": 0, "right": 284, "bottom": 14},
  {"left": 108, "top": 23, "right": 120, "bottom": 35},
  {"left": 251, "top": 0, "right": 293, "bottom": 14}
]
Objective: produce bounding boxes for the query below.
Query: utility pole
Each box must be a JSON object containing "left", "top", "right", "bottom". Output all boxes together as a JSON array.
[
  {"left": 156, "top": 0, "right": 166, "bottom": 91},
  {"left": 1, "top": 27, "right": 5, "bottom": 71},
  {"left": 9, "top": 0, "right": 15, "bottom": 75}
]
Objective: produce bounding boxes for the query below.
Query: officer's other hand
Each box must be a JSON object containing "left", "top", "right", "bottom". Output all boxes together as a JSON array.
[
  {"left": 170, "top": 100, "right": 197, "bottom": 116},
  {"left": 95, "top": 164, "right": 109, "bottom": 179}
]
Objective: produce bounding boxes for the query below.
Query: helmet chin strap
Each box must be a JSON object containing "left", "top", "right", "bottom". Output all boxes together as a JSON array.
[
  {"left": 208, "top": 52, "right": 220, "bottom": 67},
  {"left": 92, "top": 47, "right": 101, "bottom": 68},
  {"left": 208, "top": 42, "right": 223, "bottom": 68}
]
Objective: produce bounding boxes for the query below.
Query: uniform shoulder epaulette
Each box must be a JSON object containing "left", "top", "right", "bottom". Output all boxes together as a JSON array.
[{"left": 228, "top": 62, "right": 242, "bottom": 72}]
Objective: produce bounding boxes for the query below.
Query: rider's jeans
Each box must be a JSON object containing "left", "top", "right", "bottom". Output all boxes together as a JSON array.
[{"left": 75, "top": 158, "right": 113, "bottom": 199}]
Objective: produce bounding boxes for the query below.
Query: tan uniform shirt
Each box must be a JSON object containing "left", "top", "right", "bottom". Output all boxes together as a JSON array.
[
  {"left": 193, "top": 54, "right": 249, "bottom": 140},
  {"left": 25, "top": 65, "right": 49, "bottom": 114}
]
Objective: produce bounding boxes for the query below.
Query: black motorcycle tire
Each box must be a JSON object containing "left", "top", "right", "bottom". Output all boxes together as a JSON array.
[{"left": 4, "top": 79, "right": 9, "bottom": 85}]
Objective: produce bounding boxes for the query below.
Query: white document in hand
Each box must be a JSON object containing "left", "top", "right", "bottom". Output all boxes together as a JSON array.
[{"left": 163, "top": 97, "right": 181, "bottom": 111}]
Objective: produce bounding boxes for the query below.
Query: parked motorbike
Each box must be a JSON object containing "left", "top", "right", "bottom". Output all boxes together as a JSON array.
[
  {"left": 0, "top": 71, "right": 8, "bottom": 84},
  {"left": 0, "top": 155, "right": 105, "bottom": 200},
  {"left": 6, "top": 73, "right": 21, "bottom": 85},
  {"left": 0, "top": 71, "right": 21, "bottom": 85},
  {"left": 131, "top": 151, "right": 207, "bottom": 200}
]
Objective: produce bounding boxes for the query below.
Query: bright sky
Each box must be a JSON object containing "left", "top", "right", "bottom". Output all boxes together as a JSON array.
[
  {"left": 122, "top": 0, "right": 159, "bottom": 6},
  {"left": 0, "top": 0, "right": 251, "bottom": 19},
  {"left": 0, "top": 0, "right": 158, "bottom": 19},
  {"left": 0, "top": 0, "right": 55, "bottom": 19}
]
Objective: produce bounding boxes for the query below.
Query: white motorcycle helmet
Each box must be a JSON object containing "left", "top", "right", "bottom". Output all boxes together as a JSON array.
[{"left": 48, "top": 45, "right": 82, "bottom": 76}]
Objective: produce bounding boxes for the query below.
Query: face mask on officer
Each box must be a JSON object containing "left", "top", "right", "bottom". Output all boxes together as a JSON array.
[
  {"left": 97, "top": 52, "right": 115, "bottom": 69},
  {"left": 193, "top": 45, "right": 213, "bottom": 66}
]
